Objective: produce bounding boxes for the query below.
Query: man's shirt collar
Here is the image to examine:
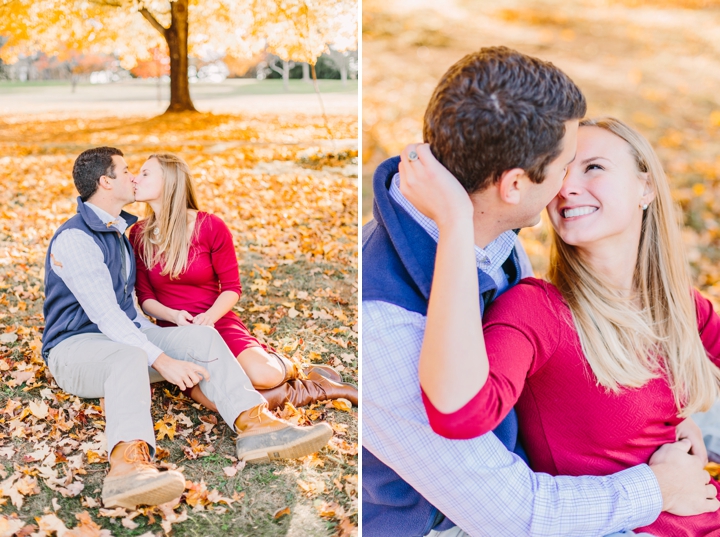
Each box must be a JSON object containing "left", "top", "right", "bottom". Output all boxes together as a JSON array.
[
  {"left": 85, "top": 202, "right": 129, "bottom": 235},
  {"left": 388, "top": 173, "right": 517, "bottom": 275}
]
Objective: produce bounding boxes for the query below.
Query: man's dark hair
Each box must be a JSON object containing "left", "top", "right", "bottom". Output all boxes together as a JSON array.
[
  {"left": 423, "top": 46, "right": 586, "bottom": 193},
  {"left": 72, "top": 147, "right": 124, "bottom": 201}
]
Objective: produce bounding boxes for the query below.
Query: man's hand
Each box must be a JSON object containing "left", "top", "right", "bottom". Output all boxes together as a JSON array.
[
  {"left": 172, "top": 309, "right": 193, "bottom": 326},
  {"left": 192, "top": 312, "right": 215, "bottom": 327},
  {"left": 649, "top": 438, "right": 719, "bottom": 515},
  {"left": 677, "top": 417, "right": 709, "bottom": 465},
  {"left": 151, "top": 353, "right": 210, "bottom": 391}
]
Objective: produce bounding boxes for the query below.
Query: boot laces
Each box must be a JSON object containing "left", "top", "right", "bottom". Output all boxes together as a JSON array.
[
  {"left": 124, "top": 441, "right": 155, "bottom": 469},
  {"left": 247, "top": 403, "right": 269, "bottom": 422}
]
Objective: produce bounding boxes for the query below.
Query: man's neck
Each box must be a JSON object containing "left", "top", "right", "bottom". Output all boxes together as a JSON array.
[
  {"left": 86, "top": 194, "right": 123, "bottom": 218},
  {"left": 470, "top": 195, "right": 510, "bottom": 249}
]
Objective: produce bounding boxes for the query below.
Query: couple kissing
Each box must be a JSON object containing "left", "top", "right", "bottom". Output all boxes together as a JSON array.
[{"left": 42, "top": 147, "right": 357, "bottom": 510}]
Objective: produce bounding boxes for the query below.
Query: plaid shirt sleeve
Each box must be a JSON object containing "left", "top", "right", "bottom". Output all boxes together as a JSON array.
[
  {"left": 362, "top": 300, "right": 662, "bottom": 537},
  {"left": 51, "top": 229, "right": 164, "bottom": 365}
]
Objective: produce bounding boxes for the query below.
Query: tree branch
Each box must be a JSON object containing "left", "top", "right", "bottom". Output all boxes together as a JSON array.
[
  {"left": 267, "top": 58, "right": 284, "bottom": 76},
  {"left": 140, "top": 7, "right": 168, "bottom": 37},
  {"left": 88, "top": 0, "right": 124, "bottom": 8}
]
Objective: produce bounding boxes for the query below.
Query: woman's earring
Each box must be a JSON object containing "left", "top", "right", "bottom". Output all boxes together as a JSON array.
[{"left": 642, "top": 204, "right": 648, "bottom": 210}]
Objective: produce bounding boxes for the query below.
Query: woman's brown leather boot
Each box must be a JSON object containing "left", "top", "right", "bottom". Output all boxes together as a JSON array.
[
  {"left": 259, "top": 354, "right": 358, "bottom": 410},
  {"left": 184, "top": 353, "right": 358, "bottom": 411}
]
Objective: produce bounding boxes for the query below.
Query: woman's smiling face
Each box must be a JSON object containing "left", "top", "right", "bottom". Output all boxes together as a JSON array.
[{"left": 547, "top": 125, "right": 653, "bottom": 249}]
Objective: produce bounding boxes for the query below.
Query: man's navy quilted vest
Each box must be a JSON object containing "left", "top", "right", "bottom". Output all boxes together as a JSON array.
[
  {"left": 42, "top": 197, "right": 139, "bottom": 360},
  {"left": 362, "top": 157, "right": 523, "bottom": 537}
]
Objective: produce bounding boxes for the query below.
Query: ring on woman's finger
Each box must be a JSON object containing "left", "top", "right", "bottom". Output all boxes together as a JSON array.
[{"left": 408, "top": 150, "right": 419, "bottom": 162}]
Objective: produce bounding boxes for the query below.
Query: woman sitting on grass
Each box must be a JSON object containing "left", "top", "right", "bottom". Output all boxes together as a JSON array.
[
  {"left": 402, "top": 118, "right": 720, "bottom": 536},
  {"left": 129, "top": 153, "right": 357, "bottom": 411}
]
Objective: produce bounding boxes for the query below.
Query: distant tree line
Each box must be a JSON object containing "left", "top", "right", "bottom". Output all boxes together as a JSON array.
[{"left": 0, "top": 49, "right": 357, "bottom": 84}]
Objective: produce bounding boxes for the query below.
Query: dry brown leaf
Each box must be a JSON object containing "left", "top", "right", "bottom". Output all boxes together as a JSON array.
[
  {"left": 332, "top": 399, "right": 353, "bottom": 412},
  {"left": 0, "top": 515, "right": 26, "bottom": 537},
  {"left": 121, "top": 517, "right": 139, "bottom": 530},
  {"left": 65, "top": 511, "right": 111, "bottom": 537},
  {"left": 273, "top": 506, "right": 291, "bottom": 519},
  {"left": 154, "top": 416, "right": 177, "bottom": 441},
  {"left": 334, "top": 517, "right": 357, "bottom": 537},
  {"left": 86, "top": 451, "right": 105, "bottom": 464},
  {"left": 37, "top": 512, "right": 69, "bottom": 535},
  {"left": 0, "top": 333, "right": 17, "bottom": 344},
  {"left": 222, "top": 466, "right": 238, "bottom": 477}
]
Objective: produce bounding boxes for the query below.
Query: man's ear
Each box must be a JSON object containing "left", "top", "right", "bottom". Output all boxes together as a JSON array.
[
  {"left": 497, "top": 168, "right": 528, "bottom": 205},
  {"left": 97, "top": 174, "right": 113, "bottom": 192}
]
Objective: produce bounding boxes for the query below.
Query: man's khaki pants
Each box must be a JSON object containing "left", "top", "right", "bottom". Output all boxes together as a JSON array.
[{"left": 47, "top": 324, "right": 266, "bottom": 456}]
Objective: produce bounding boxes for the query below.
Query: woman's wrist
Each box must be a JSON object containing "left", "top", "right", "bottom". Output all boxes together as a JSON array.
[
  {"left": 166, "top": 307, "right": 181, "bottom": 323},
  {"left": 435, "top": 210, "right": 474, "bottom": 238},
  {"left": 203, "top": 308, "right": 221, "bottom": 324}
]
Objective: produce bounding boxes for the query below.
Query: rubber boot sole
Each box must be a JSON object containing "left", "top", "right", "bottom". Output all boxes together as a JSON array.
[
  {"left": 102, "top": 471, "right": 185, "bottom": 509},
  {"left": 240, "top": 423, "right": 333, "bottom": 464}
]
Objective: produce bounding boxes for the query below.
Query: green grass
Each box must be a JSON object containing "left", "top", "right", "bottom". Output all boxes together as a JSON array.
[{"left": 0, "top": 78, "right": 358, "bottom": 96}]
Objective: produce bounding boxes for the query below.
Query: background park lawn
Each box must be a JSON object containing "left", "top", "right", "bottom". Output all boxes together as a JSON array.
[{"left": 0, "top": 80, "right": 358, "bottom": 536}]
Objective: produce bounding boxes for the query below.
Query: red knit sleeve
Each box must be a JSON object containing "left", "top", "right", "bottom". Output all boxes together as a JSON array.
[
  {"left": 423, "top": 279, "right": 561, "bottom": 439},
  {"left": 205, "top": 213, "right": 242, "bottom": 296},
  {"left": 129, "top": 223, "right": 158, "bottom": 305},
  {"left": 695, "top": 288, "right": 720, "bottom": 365}
]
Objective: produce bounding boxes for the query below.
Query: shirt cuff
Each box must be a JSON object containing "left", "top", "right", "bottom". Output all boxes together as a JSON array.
[
  {"left": 134, "top": 310, "right": 156, "bottom": 330},
  {"left": 614, "top": 463, "right": 663, "bottom": 529},
  {"left": 140, "top": 341, "right": 164, "bottom": 367}
]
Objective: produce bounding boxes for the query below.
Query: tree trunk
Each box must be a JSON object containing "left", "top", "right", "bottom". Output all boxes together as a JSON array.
[
  {"left": 282, "top": 60, "right": 290, "bottom": 92},
  {"left": 302, "top": 62, "right": 311, "bottom": 84},
  {"left": 164, "top": 0, "right": 196, "bottom": 113},
  {"left": 267, "top": 57, "right": 292, "bottom": 92},
  {"left": 328, "top": 50, "right": 349, "bottom": 86}
]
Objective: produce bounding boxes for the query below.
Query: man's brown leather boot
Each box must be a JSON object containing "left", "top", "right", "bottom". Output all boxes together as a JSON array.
[
  {"left": 102, "top": 441, "right": 185, "bottom": 509},
  {"left": 234, "top": 403, "right": 333, "bottom": 463}
]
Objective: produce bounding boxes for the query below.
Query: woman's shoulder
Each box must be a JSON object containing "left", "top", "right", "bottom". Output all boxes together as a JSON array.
[
  {"left": 486, "top": 277, "right": 567, "bottom": 323},
  {"left": 194, "top": 212, "right": 235, "bottom": 248},
  {"left": 195, "top": 211, "right": 229, "bottom": 230},
  {"left": 505, "top": 277, "right": 564, "bottom": 302},
  {"left": 692, "top": 287, "right": 717, "bottom": 329}
]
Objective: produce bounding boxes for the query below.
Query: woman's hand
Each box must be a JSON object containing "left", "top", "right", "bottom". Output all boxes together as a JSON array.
[
  {"left": 398, "top": 143, "right": 474, "bottom": 230},
  {"left": 192, "top": 312, "right": 215, "bottom": 327},
  {"left": 677, "top": 417, "right": 709, "bottom": 465},
  {"left": 173, "top": 309, "right": 194, "bottom": 326}
]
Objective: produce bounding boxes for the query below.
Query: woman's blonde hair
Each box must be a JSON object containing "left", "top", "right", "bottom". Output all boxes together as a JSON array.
[
  {"left": 548, "top": 117, "right": 720, "bottom": 416},
  {"left": 137, "top": 153, "right": 199, "bottom": 279}
]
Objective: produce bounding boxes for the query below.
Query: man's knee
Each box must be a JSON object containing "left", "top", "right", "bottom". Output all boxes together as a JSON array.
[
  {"left": 182, "top": 324, "right": 223, "bottom": 347},
  {"left": 110, "top": 348, "right": 150, "bottom": 379},
  {"left": 182, "top": 324, "right": 219, "bottom": 338}
]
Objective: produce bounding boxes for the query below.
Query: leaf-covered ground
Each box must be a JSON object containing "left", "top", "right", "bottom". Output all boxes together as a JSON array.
[
  {"left": 0, "top": 110, "right": 358, "bottom": 536},
  {"left": 362, "top": 0, "right": 720, "bottom": 309}
]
